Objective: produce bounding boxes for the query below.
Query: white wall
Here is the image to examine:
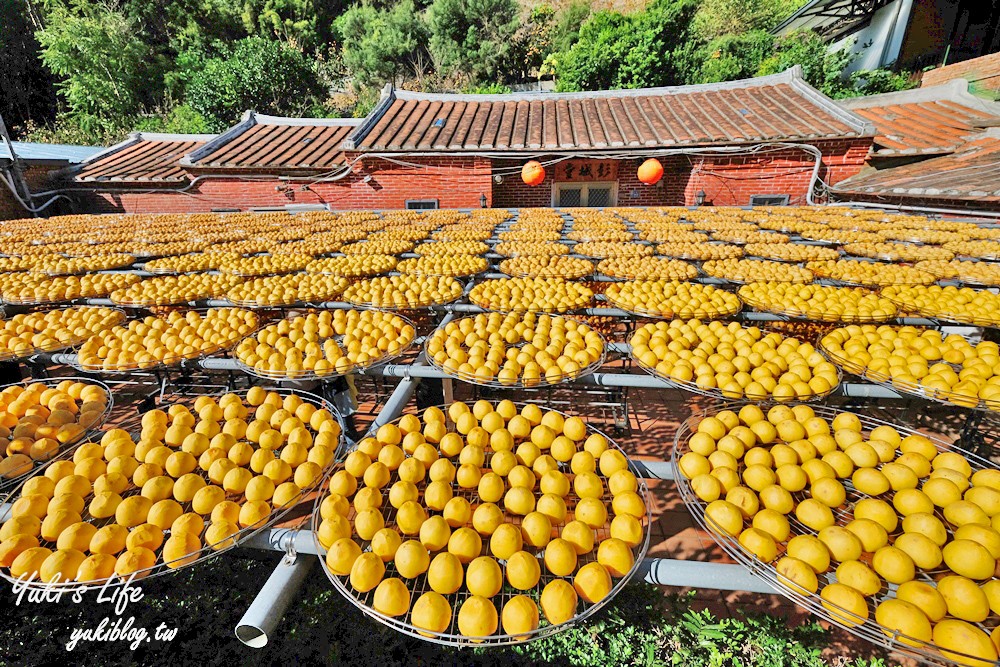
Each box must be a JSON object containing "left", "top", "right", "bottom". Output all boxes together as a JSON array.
[{"left": 830, "top": 0, "right": 914, "bottom": 72}]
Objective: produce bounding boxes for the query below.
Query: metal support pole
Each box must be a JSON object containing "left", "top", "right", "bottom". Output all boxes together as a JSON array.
[
  {"left": 638, "top": 559, "right": 778, "bottom": 594},
  {"left": 234, "top": 555, "right": 314, "bottom": 648},
  {"left": 232, "top": 313, "right": 456, "bottom": 643}
]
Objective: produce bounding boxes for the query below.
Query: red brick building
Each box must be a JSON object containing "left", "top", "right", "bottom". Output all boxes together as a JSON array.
[{"left": 49, "top": 68, "right": 875, "bottom": 213}]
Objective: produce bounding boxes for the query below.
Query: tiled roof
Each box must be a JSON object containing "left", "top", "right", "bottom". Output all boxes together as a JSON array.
[
  {"left": 345, "top": 68, "right": 874, "bottom": 153},
  {"left": 182, "top": 113, "right": 361, "bottom": 173},
  {"left": 839, "top": 80, "right": 1000, "bottom": 157},
  {"left": 922, "top": 53, "right": 1000, "bottom": 94},
  {"left": 68, "top": 133, "right": 213, "bottom": 184},
  {"left": 832, "top": 134, "right": 1000, "bottom": 201},
  {"left": 0, "top": 141, "right": 100, "bottom": 165}
]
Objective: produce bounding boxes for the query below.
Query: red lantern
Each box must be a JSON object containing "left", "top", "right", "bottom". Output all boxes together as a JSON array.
[
  {"left": 637, "top": 158, "right": 663, "bottom": 185},
  {"left": 521, "top": 161, "right": 546, "bottom": 187}
]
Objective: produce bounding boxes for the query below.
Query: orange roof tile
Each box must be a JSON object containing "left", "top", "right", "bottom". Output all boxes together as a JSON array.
[
  {"left": 833, "top": 135, "right": 1000, "bottom": 201},
  {"left": 70, "top": 133, "right": 212, "bottom": 184},
  {"left": 183, "top": 114, "right": 361, "bottom": 173},
  {"left": 345, "top": 68, "right": 873, "bottom": 153},
  {"left": 839, "top": 80, "right": 1000, "bottom": 157}
]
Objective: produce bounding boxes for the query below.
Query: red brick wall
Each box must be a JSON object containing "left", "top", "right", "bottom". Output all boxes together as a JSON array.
[
  {"left": 71, "top": 155, "right": 494, "bottom": 214},
  {"left": 492, "top": 139, "right": 871, "bottom": 208},
  {"left": 0, "top": 166, "right": 52, "bottom": 220},
  {"left": 686, "top": 139, "right": 872, "bottom": 207},
  {"left": 492, "top": 158, "right": 678, "bottom": 208},
  {"left": 922, "top": 53, "right": 1000, "bottom": 94},
  {"left": 63, "top": 142, "right": 871, "bottom": 214}
]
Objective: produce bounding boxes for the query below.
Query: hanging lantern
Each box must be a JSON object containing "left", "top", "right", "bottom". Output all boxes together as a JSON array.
[
  {"left": 637, "top": 158, "right": 663, "bottom": 185},
  {"left": 521, "top": 161, "right": 546, "bottom": 187}
]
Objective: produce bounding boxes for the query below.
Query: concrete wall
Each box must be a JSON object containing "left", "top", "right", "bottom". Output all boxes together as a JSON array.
[{"left": 829, "top": 0, "right": 914, "bottom": 73}]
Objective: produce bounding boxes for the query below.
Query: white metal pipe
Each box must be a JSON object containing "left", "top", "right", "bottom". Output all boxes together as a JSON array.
[
  {"left": 232, "top": 314, "right": 456, "bottom": 645},
  {"left": 829, "top": 199, "right": 1000, "bottom": 221},
  {"left": 630, "top": 460, "right": 675, "bottom": 481},
  {"left": 638, "top": 559, "right": 778, "bottom": 594},
  {"left": 234, "top": 556, "right": 314, "bottom": 648},
  {"left": 237, "top": 528, "right": 778, "bottom": 593}
]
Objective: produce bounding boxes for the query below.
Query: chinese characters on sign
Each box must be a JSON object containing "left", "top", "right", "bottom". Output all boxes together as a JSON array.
[{"left": 555, "top": 160, "right": 618, "bottom": 182}]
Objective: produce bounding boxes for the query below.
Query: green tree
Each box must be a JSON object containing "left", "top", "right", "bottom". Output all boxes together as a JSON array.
[
  {"left": 36, "top": 1, "right": 163, "bottom": 140},
  {"left": 511, "top": 4, "right": 556, "bottom": 80},
  {"left": 240, "top": 0, "right": 345, "bottom": 51},
  {"left": 185, "top": 37, "right": 326, "bottom": 130},
  {"left": 552, "top": 0, "right": 591, "bottom": 54},
  {"left": 847, "top": 68, "right": 915, "bottom": 96},
  {"left": 756, "top": 30, "right": 855, "bottom": 97},
  {"left": 427, "top": 0, "right": 521, "bottom": 83},
  {"left": 337, "top": 0, "right": 431, "bottom": 89},
  {"left": 695, "top": 30, "right": 775, "bottom": 83},
  {"left": 554, "top": 0, "right": 699, "bottom": 91},
  {"left": 693, "top": 0, "right": 805, "bottom": 40}
]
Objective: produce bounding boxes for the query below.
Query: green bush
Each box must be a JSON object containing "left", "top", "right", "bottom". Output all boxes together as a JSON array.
[
  {"left": 185, "top": 37, "right": 326, "bottom": 131},
  {"left": 554, "top": 0, "right": 700, "bottom": 91},
  {"left": 464, "top": 83, "right": 514, "bottom": 94}
]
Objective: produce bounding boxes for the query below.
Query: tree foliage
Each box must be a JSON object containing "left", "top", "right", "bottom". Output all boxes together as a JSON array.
[
  {"left": 7, "top": 0, "right": 916, "bottom": 144},
  {"left": 696, "top": 30, "right": 776, "bottom": 83},
  {"left": 551, "top": 0, "right": 592, "bottom": 54},
  {"left": 240, "top": 0, "right": 345, "bottom": 51},
  {"left": 337, "top": 0, "right": 431, "bottom": 89},
  {"left": 554, "top": 0, "right": 699, "bottom": 91},
  {"left": 185, "top": 37, "right": 326, "bottom": 131},
  {"left": 693, "top": 0, "right": 804, "bottom": 40},
  {"left": 0, "top": 0, "right": 56, "bottom": 132},
  {"left": 36, "top": 1, "right": 164, "bottom": 139},
  {"left": 427, "top": 0, "right": 522, "bottom": 83}
]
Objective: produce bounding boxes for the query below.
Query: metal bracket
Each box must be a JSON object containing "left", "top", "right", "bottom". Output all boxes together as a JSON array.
[{"left": 282, "top": 531, "right": 298, "bottom": 565}]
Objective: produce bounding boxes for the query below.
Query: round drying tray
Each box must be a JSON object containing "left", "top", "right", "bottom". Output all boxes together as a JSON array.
[
  {"left": 674, "top": 404, "right": 1000, "bottom": 667},
  {"left": 313, "top": 402, "right": 651, "bottom": 646},
  {"left": 0, "top": 376, "right": 113, "bottom": 495},
  {"left": 0, "top": 387, "right": 344, "bottom": 589}
]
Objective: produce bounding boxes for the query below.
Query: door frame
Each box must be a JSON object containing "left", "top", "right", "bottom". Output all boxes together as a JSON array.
[{"left": 551, "top": 181, "right": 618, "bottom": 207}]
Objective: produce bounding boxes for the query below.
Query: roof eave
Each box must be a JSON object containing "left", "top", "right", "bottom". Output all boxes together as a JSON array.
[
  {"left": 343, "top": 83, "right": 396, "bottom": 151},
  {"left": 840, "top": 78, "right": 1000, "bottom": 116},
  {"left": 182, "top": 163, "right": 347, "bottom": 175},
  {"left": 180, "top": 111, "right": 256, "bottom": 167},
  {"left": 358, "top": 134, "right": 867, "bottom": 155},
  {"left": 787, "top": 72, "right": 877, "bottom": 137},
  {"left": 53, "top": 133, "right": 144, "bottom": 180},
  {"left": 387, "top": 69, "right": 803, "bottom": 105}
]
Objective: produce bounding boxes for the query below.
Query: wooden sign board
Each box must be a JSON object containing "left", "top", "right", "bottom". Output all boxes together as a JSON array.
[{"left": 554, "top": 159, "right": 618, "bottom": 182}]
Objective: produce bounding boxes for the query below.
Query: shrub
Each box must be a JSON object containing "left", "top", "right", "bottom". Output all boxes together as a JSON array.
[{"left": 185, "top": 37, "right": 325, "bottom": 131}]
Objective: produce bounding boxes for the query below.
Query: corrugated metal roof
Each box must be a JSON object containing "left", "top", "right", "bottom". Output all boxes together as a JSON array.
[
  {"left": 832, "top": 134, "right": 1000, "bottom": 201},
  {"left": 839, "top": 79, "right": 1000, "bottom": 157},
  {"left": 0, "top": 141, "right": 100, "bottom": 164},
  {"left": 69, "top": 133, "right": 214, "bottom": 184},
  {"left": 345, "top": 68, "right": 874, "bottom": 153},
  {"left": 183, "top": 113, "right": 361, "bottom": 173}
]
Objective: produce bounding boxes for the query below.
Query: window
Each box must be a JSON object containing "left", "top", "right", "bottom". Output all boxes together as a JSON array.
[
  {"left": 406, "top": 199, "right": 439, "bottom": 210},
  {"left": 553, "top": 182, "right": 617, "bottom": 207},
  {"left": 749, "top": 195, "right": 790, "bottom": 206}
]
